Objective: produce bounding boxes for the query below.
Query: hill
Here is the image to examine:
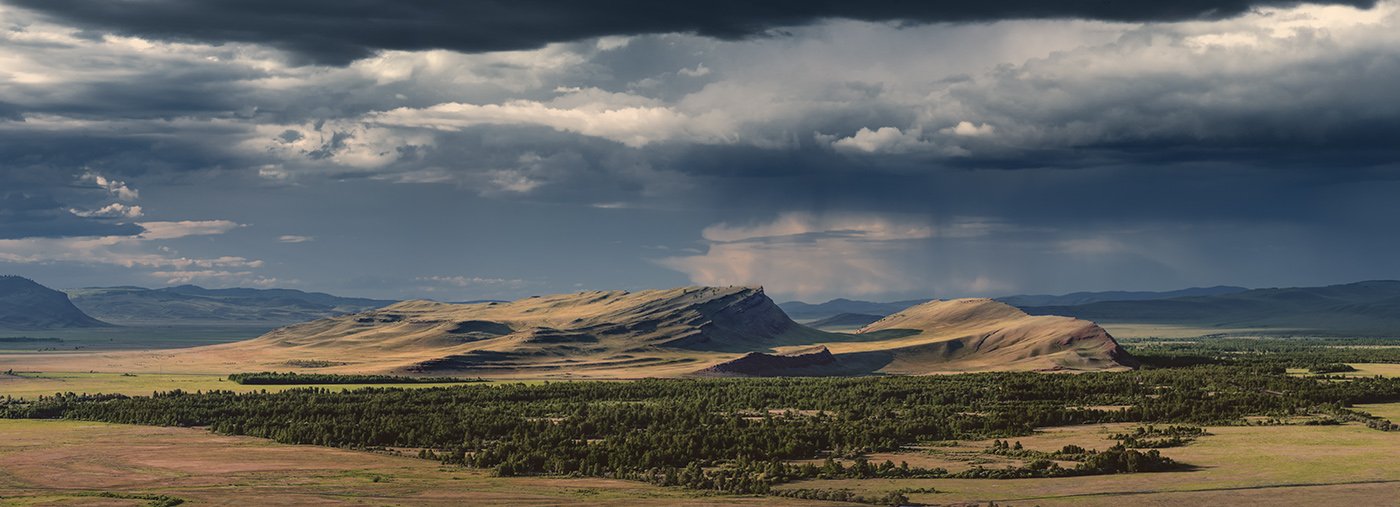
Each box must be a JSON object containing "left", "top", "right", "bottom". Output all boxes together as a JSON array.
[
  {"left": 825, "top": 298, "right": 1137, "bottom": 373},
  {"left": 0, "top": 276, "right": 109, "bottom": 330},
  {"left": 779, "top": 298, "right": 930, "bottom": 321},
  {"left": 64, "top": 285, "right": 395, "bottom": 324},
  {"left": 806, "top": 312, "right": 886, "bottom": 330},
  {"left": 140, "top": 286, "right": 1136, "bottom": 377},
  {"left": 1022, "top": 280, "right": 1400, "bottom": 335},
  {"left": 997, "top": 286, "right": 1248, "bottom": 307}
]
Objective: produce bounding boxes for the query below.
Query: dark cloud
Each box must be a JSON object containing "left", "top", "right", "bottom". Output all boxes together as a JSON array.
[{"left": 6, "top": 0, "right": 1375, "bottom": 65}]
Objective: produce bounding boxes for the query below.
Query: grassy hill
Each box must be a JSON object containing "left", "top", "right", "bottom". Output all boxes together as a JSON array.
[{"left": 95, "top": 286, "right": 1138, "bottom": 377}]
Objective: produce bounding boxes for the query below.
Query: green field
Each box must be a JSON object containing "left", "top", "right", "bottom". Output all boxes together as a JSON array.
[{"left": 1285, "top": 363, "right": 1400, "bottom": 379}]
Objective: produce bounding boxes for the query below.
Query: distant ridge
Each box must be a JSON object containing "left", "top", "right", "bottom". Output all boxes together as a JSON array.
[
  {"left": 806, "top": 313, "right": 886, "bottom": 330},
  {"left": 65, "top": 285, "right": 396, "bottom": 324},
  {"left": 0, "top": 276, "right": 109, "bottom": 330},
  {"left": 779, "top": 298, "right": 930, "bottom": 321},
  {"left": 997, "top": 286, "right": 1248, "bottom": 308},
  {"left": 1022, "top": 280, "right": 1400, "bottom": 335},
  {"left": 782, "top": 287, "right": 1254, "bottom": 322}
]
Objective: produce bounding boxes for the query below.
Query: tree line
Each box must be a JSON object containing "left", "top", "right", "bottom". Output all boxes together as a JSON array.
[{"left": 226, "top": 372, "right": 487, "bottom": 385}]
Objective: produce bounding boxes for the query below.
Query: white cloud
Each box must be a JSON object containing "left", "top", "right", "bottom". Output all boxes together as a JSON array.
[
  {"left": 70, "top": 203, "right": 144, "bottom": 219},
  {"left": 702, "top": 212, "right": 934, "bottom": 242},
  {"left": 0, "top": 235, "right": 260, "bottom": 270},
  {"left": 137, "top": 220, "right": 243, "bottom": 240},
  {"left": 659, "top": 234, "right": 919, "bottom": 300},
  {"left": 678, "top": 63, "right": 711, "bottom": 77},
  {"left": 829, "top": 127, "right": 927, "bottom": 153},
  {"left": 367, "top": 98, "right": 725, "bottom": 148},
  {"left": 661, "top": 212, "right": 941, "bottom": 299},
  {"left": 941, "top": 121, "right": 996, "bottom": 137},
  {"left": 80, "top": 172, "right": 139, "bottom": 201},
  {"left": 595, "top": 36, "right": 633, "bottom": 51},
  {"left": 278, "top": 234, "right": 314, "bottom": 243},
  {"left": 0, "top": 218, "right": 259, "bottom": 285},
  {"left": 660, "top": 213, "right": 1021, "bottom": 299},
  {"left": 488, "top": 169, "right": 544, "bottom": 193}
]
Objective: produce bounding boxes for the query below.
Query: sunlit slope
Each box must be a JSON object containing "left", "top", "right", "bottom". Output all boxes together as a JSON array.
[
  {"left": 831, "top": 298, "right": 1138, "bottom": 373},
  {"left": 35, "top": 288, "right": 1136, "bottom": 377},
  {"left": 192, "top": 286, "right": 824, "bottom": 376}
]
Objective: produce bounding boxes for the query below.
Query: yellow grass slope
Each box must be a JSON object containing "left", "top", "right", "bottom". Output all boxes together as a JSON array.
[
  {"left": 187, "top": 286, "right": 823, "bottom": 376},
  {"left": 824, "top": 298, "right": 1138, "bottom": 373},
  {"left": 0, "top": 288, "right": 1136, "bottom": 377}
]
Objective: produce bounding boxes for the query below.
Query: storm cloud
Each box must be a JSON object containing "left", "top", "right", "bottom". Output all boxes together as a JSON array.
[
  {"left": 1, "top": 0, "right": 1399, "bottom": 300},
  {"left": 9, "top": 0, "right": 1377, "bottom": 65}
]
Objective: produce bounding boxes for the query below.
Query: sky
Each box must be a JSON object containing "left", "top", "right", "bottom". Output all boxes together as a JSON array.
[{"left": 1, "top": 0, "right": 1398, "bottom": 302}]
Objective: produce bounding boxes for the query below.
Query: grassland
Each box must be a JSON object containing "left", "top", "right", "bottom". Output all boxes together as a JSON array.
[
  {"left": 1286, "top": 363, "right": 1400, "bottom": 379},
  {"left": 0, "top": 419, "right": 832, "bottom": 506},
  {"left": 4, "top": 310, "right": 1399, "bottom": 506},
  {"left": 4, "top": 409, "right": 1396, "bottom": 506},
  {"left": 775, "top": 411, "right": 1400, "bottom": 506}
]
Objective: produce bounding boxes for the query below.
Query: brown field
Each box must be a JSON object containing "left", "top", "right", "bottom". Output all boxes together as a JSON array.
[
  {"left": 1101, "top": 324, "right": 1299, "bottom": 339},
  {"left": 0, "top": 419, "right": 848, "bottom": 507},
  {"left": 1285, "top": 363, "right": 1400, "bottom": 379},
  {"left": 775, "top": 415, "right": 1400, "bottom": 506},
  {"left": 4, "top": 405, "right": 1397, "bottom": 506}
]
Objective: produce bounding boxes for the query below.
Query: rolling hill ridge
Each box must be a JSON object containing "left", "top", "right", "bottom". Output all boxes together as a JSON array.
[{"left": 173, "top": 286, "right": 1135, "bottom": 377}]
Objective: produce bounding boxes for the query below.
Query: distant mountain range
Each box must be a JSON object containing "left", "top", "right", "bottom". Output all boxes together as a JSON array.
[
  {"left": 806, "top": 313, "right": 887, "bottom": 330},
  {"left": 783, "top": 281, "right": 1400, "bottom": 336},
  {"left": 64, "top": 285, "right": 397, "bottom": 325},
  {"left": 1022, "top": 280, "right": 1400, "bottom": 335},
  {"left": 0, "top": 276, "right": 109, "bottom": 330},
  {"left": 779, "top": 286, "right": 1247, "bottom": 321},
  {"left": 997, "top": 286, "right": 1248, "bottom": 307},
  {"left": 779, "top": 298, "right": 931, "bottom": 321}
]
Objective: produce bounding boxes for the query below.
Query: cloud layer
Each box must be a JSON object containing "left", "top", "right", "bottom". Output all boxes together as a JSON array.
[
  {"left": 10, "top": 0, "right": 1374, "bottom": 64},
  {"left": 2, "top": 1, "right": 1399, "bottom": 300}
]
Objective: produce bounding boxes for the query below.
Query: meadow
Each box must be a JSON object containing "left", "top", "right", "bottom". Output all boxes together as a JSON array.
[{"left": 3, "top": 334, "right": 1399, "bottom": 506}]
